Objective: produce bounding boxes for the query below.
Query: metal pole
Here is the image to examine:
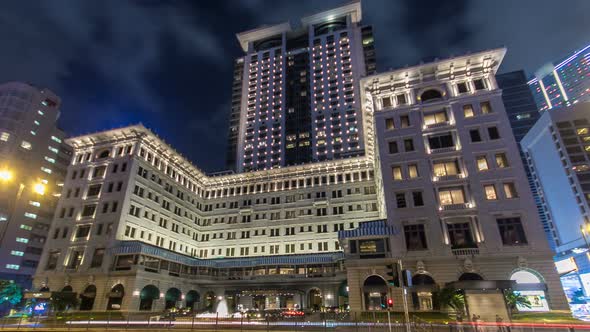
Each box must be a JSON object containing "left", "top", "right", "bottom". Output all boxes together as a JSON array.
[
  {"left": 191, "top": 313, "right": 195, "bottom": 331},
  {"left": 106, "top": 310, "right": 111, "bottom": 331},
  {"left": 387, "top": 310, "right": 392, "bottom": 332},
  {"left": 215, "top": 312, "right": 218, "bottom": 332},
  {"left": 397, "top": 259, "right": 411, "bottom": 332},
  {"left": 17, "top": 312, "right": 22, "bottom": 330}
]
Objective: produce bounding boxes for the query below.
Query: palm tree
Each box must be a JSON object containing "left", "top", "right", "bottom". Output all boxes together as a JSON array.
[
  {"left": 436, "top": 287, "right": 466, "bottom": 315},
  {"left": 504, "top": 291, "right": 531, "bottom": 315}
]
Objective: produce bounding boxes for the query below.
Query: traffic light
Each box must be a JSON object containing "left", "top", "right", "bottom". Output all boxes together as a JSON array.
[
  {"left": 387, "top": 298, "right": 393, "bottom": 308},
  {"left": 386, "top": 263, "right": 399, "bottom": 287}
]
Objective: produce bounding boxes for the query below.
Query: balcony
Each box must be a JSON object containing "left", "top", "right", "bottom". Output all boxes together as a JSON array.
[
  {"left": 313, "top": 197, "right": 328, "bottom": 206},
  {"left": 433, "top": 174, "right": 466, "bottom": 182},
  {"left": 429, "top": 146, "right": 458, "bottom": 154},
  {"left": 451, "top": 247, "right": 480, "bottom": 256},
  {"left": 439, "top": 203, "right": 473, "bottom": 211},
  {"left": 424, "top": 121, "right": 451, "bottom": 130}
]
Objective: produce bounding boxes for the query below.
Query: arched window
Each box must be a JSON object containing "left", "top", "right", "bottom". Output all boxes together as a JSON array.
[
  {"left": 420, "top": 89, "right": 443, "bottom": 103},
  {"left": 97, "top": 150, "right": 110, "bottom": 159},
  {"left": 363, "top": 275, "right": 388, "bottom": 311},
  {"left": 510, "top": 270, "right": 542, "bottom": 284},
  {"left": 458, "top": 272, "right": 483, "bottom": 281},
  {"left": 139, "top": 285, "right": 160, "bottom": 311},
  {"left": 412, "top": 274, "right": 436, "bottom": 285}
]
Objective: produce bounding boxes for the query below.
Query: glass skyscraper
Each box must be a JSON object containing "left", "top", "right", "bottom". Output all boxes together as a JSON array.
[{"left": 528, "top": 43, "right": 590, "bottom": 112}]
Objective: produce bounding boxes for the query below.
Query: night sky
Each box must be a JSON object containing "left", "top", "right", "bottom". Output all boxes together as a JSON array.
[{"left": 0, "top": 0, "right": 588, "bottom": 172}]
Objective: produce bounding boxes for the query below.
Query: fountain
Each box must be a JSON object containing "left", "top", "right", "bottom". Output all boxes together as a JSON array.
[{"left": 195, "top": 296, "right": 235, "bottom": 318}]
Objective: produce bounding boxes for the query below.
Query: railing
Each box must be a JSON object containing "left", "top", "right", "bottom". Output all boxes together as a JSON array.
[
  {"left": 430, "top": 146, "right": 458, "bottom": 154},
  {"left": 425, "top": 121, "right": 450, "bottom": 129},
  {"left": 439, "top": 203, "right": 472, "bottom": 211},
  {"left": 435, "top": 174, "right": 464, "bottom": 182},
  {"left": 451, "top": 247, "right": 480, "bottom": 256}
]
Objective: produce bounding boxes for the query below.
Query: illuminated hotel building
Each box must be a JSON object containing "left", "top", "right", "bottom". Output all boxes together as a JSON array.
[
  {"left": 33, "top": 124, "right": 381, "bottom": 311},
  {"left": 226, "top": 1, "right": 376, "bottom": 172},
  {"left": 343, "top": 48, "right": 568, "bottom": 320},
  {"left": 528, "top": 43, "right": 590, "bottom": 112},
  {"left": 31, "top": 49, "right": 568, "bottom": 317},
  {"left": 0, "top": 82, "right": 72, "bottom": 288}
]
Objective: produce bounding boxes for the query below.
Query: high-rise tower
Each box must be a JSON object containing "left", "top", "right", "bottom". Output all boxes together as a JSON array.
[
  {"left": 0, "top": 82, "right": 72, "bottom": 288},
  {"left": 528, "top": 43, "right": 590, "bottom": 112},
  {"left": 226, "top": 1, "right": 376, "bottom": 172}
]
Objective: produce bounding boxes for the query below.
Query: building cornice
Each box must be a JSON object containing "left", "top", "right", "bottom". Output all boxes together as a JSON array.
[
  {"left": 236, "top": 22, "right": 292, "bottom": 52},
  {"left": 361, "top": 47, "right": 506, "bottom": 89},
  {"left": 300, "top": 1, "right": 362, "bottom": 28}
]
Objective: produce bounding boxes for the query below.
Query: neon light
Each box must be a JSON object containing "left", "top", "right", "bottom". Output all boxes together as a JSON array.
[
  {"left": 538, "top": 79, "right": 552, "bottom": 109},
  {"left": 555, "top": 43, "right": 590, "bottom": 70},
  {"left": 553, "top": 70, "right": 569, "bottom": 101}
]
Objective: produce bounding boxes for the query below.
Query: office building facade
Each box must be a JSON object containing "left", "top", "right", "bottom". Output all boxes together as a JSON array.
[
  {"left": 341, "top": 49, "right": 568, "bottom": 321},
  {"left": 496, "top": 70, "right": 554, "bottom": 250},
  {"left": 521, "top": 102, "right": 590, "bottom": 305},
  {"left": 0, "top": 82, "right": 72, "bottom": 288},
  {"left": 226, "top": 2, "right": 376, "bottom": 172},
  {"left": 528, "top": 43, "right": 590, "bottom": 112}
]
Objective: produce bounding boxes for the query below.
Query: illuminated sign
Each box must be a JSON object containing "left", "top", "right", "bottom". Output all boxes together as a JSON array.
[{"left": 555, "top": 257, "right": 577, "bottom": 274}]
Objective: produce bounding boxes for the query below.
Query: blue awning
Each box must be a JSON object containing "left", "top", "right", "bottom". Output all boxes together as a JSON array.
[
  {"left": 338, "top": 219, "right": 398, "bottom": 239},
  {"left": 111, "top": 241, "right": 344, "bottom": 268}
]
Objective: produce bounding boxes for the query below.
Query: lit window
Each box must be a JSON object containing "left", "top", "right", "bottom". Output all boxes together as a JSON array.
[
  {"left": 37, "top": 110, "right": 44, "bottom": 116},
  {"left": 504, "top": 183, "right": 518, "bottom": 199},
  {"left": 5, "top": 264, "right": 19, "bottom": 270},
  {"left": 20, "top": 224, "right": 32, "bottom": 231},
  {"left": 438, "top": 188, "right": 466, "bottom": 205},
  {"left": 476, "top": 156, "right": 489, "bottom": 171},
  {"left": 29, "top": 201, "right": 41, "bottom": 207},
  {"left": 495, "top": 153, "right": 509, "bottom": 168},
  {"left": 30, "top": 131, "right": 36, "bottom": 136},
  {"left": 44, "top": 156, "right": 56, "bottom": 164},
  {"left": 51, "top": 136, "right": 62, "bottom": 143},
  {"left": 24, "top": 212, "right": 37, "bottom": 219},
  {"left": 0, "top": 132, "right": 9, "bottom": 141},
  {"left": 392, "top": 166, "right": 403, "bottom": 180},
  {"left": 484, "top": 184, "right": 498, "bottom": 200},
  {"left": 408, "top": 164, "right": 419, "bottom": 178},
  {"left": 10, "top": 251, "right": 24, "bottom": 256},
  {"left": 41, "top": 167, "right": 52, "bottom": 174},
  {"left": 480, "top": 101, "right": 492, "bottom": 114},
  {"left": 16, "top": 237, "right": 29, "bottom": 243},
  {"left": 463, "top": 105, "right": 474, "bottom": 118},
  {"left": 48, "top": 146, "right": 58, "bottom": 153},
  {"left": 577, "top": 128, "right": 589, "bottom": 135},
  {"left": 21, "top": 141, "right": 32, "bottom": 150},
  {"left": 34, "top": 120, "right": 40, "bottom": 126}
]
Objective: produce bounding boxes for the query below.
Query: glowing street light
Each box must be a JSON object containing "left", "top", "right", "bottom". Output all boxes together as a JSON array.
[
  {"left": 0, "top": 169, "right": 12, "bottom": 182},
  {"left": 33, "top": 183, "right": 46, "bottom": 195}
]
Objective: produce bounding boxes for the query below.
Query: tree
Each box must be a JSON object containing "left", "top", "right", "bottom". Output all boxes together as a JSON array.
[
  {"left": 0, "top": 280, "right": 22, "bottom": 306},
  {"left": 436, "top": 287, "right": 465, "bottom": 314},
  {"left": 504, "top": 291, "right": 531, "bottom": 315},
  {"left": 50, "top": 292, "right": 79, "bottom": 312}
]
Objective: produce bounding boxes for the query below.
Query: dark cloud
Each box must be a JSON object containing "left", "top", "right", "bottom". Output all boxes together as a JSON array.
[{"left": 0, "top": 0, "right": 588, "bottom": 172}]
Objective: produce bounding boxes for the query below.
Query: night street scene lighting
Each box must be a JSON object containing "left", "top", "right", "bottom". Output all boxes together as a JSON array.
[{"left": 0, "top": 0, "right": 589, "bottom": 330}]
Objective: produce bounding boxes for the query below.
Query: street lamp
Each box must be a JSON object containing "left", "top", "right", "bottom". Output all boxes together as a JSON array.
[
  {"left": 33, "top": 183, "right": 46, "bottom": 195},
  {"left": 0, "top": 169, "right": 12, "bottom": 182}
]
